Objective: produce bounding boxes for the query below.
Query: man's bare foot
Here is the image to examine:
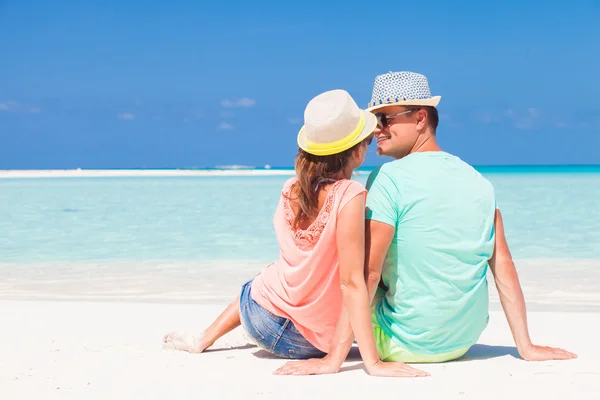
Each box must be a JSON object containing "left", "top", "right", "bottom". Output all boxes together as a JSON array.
[{"left": 163, "top": 331, "right": 209, "bottom": 353}]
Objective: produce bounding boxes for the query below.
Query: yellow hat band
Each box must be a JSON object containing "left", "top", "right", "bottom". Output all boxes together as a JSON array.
[{"left": 300, "top": 113, "right": 365, "bottom": 156}]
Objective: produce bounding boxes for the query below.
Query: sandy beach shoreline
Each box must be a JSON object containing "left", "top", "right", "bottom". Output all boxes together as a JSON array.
[
  {"left": 1, "top": 300, "right": 598, "bottom": 399},
  {"left": 2, "top": 259, "right": 599, "bottom": 312}
]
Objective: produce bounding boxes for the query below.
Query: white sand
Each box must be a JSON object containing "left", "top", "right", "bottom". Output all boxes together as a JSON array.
[
  {"left": 1, "top": 301, "right": 598, "bottom": 399},
  {"left": 0, "top": 259, "right": 598, "bottom": 311}
]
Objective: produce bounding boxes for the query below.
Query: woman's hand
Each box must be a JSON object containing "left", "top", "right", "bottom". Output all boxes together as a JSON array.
[
  {"left": 273, "top": 357, "right": 430, "bottom": 378},
  {"left": 365, "top": 360, "right": 430, "bottom": 377},
  {"left": 273, "top": 357, "right": 341, "bottom": 376}
]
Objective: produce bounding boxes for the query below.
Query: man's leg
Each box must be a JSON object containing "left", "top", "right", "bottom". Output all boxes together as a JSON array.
[{"left": 163, "top": 296, "right": 241, "bottom": 353}]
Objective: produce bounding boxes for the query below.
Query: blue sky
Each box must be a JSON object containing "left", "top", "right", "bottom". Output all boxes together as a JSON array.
[{"left": 1, "top": 0, "right": 599, "bottom": 169}]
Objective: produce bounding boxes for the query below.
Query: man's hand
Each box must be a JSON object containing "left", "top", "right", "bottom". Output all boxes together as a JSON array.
[
  {"left": 365, "top": 360, "right": 430, "bottom": 378},
  {"left": 519, "top": 344, "right": 577, "bottom": 361},
  {"left": 273, "top": 357, "right": 340, "bottom": 376}
]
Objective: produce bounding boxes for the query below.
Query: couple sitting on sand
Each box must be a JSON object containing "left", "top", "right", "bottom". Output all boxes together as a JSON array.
[{"left": 164, "top": 71, "right": 576, "bottom": 377}]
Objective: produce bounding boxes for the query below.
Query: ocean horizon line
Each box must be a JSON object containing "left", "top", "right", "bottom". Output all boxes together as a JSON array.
[
  {"left": 1, "top": 164, "right": 600, "bottom": 179},
  {"left": 2, "top": 163, "right": 600, "bottom": 170}
]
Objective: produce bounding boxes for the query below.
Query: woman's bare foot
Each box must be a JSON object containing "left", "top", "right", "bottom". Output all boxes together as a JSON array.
[
  {"left": 163, "top": 331, "right": 210, "bottom": 353},
  {"left": 163, "top": 297, "right": 241, "bottom": 354}
]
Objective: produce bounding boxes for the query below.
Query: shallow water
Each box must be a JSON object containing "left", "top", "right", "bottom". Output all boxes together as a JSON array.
[{"left": 1, "top": 170, "right": 599, "bottom": 309}]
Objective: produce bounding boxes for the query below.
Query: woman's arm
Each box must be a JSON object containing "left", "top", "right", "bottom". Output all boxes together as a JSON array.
[
  {"left": 490, "top": 209, "right": 576, "bottom": 361},
  {"left": 313, "top": 217, "right": 397, "bottom": 370},
  {"left": 336, "top": 193, "right": 391, "bottom": 370},
  {"left": 275, "top": 194, "right": 428, "bottom": 377}
]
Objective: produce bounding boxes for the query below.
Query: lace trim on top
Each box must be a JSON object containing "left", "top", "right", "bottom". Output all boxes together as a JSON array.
[{"left": 282, "top": 180, "right": 344, "bottom": 251}]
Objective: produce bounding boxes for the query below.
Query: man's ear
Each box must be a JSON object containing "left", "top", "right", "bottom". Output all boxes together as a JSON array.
[{"left": 416, "top": 109, "right": 427, "bottom": 131}]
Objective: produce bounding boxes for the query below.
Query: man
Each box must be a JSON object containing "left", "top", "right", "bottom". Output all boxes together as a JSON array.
[
  {"left": 361, "top": 71, "right": 576, "bottom": 365},
  {"left": 276, "top": 71, "right": 576, "bottom": 376}
]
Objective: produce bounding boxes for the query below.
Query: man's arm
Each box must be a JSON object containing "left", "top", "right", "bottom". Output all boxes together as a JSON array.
[
  {"left": 489, "top": 209, "right": 577, "bottom": 361},
  {"left": 365, "top": 219, "right": 395, "bottom": 303}
]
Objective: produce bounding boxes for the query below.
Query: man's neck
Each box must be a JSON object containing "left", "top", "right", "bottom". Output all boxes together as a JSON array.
[{"left": 410, "top": 132, "right": 442, "bottom": 154}]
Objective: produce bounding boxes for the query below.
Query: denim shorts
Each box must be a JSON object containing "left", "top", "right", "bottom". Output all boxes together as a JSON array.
[{"left": 239, "top": 279, "right": 327, "bottom": 359}]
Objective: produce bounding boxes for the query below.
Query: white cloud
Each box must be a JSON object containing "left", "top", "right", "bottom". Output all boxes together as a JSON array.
[
  {"left": 476, "top": 111, "right": 500, "bottom": 123},
  {"left": 118, "top": 112, "right": 135, "bottom": 120},
  {"left": 554, "top": 121, "right": 568, "bottom": 128},
  {"left": 218, "top": 122, "right": 233, "bottom": 130},
  {"left": 220, "top": 98, "right": 256, "bottom": 108},
  {"left": 0, "top": 101, "right": 41, "bottom": 113},
  {"left": 220, "top": 110, "right": 235, "bottom": 118},
  {"left": 477, "top": 108, "right": 598, "bottom": 131},
  {"left": 237, "top": 98, "right": 256, "bottom": 107},
  {"left": 495, "top": 107, "right": 541, "bottom": 130},
  {"left": 513, "top": 108, "right": 541, "bottom": 130}
]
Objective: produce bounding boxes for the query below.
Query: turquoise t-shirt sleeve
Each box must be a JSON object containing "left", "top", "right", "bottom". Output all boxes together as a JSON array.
[{"left": 365, "top": 168, "right": 399, "bottom": 227}]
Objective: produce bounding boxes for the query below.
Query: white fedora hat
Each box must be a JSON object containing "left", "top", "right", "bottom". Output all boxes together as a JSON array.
[
  {"left": 366, "top": 71, "right": 441, "bottom": 112},
  {"left": 298, "top": 89, "right": 377, "bottom": 156}
]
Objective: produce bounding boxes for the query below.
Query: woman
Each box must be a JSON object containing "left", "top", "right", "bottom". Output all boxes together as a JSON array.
[{"left": 163, "top": 89, "right": 428, "bottom": 377}]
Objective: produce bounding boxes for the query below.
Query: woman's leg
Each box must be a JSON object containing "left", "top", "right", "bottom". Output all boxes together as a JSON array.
[{"left": 163, "top": 295, "right": 241, "bottom": 353}]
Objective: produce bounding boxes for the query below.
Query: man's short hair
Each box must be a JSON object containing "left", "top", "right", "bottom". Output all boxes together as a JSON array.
[{"left": 423, "top": 106, "right": 439, "bottom": 132}]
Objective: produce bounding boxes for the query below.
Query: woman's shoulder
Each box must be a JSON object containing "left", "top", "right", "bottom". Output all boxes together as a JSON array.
[
  {"left": 336, "top": 179, "right": 367, "bottom": 195},
  {"left": 333, "top": 179, "right": 367, "bottom": 211},
  {"left": 281, "top": 177, "right": 298, "bottom": 193},
  {"left": 284, "top": 176, "right": 298, "bottom": 185}
]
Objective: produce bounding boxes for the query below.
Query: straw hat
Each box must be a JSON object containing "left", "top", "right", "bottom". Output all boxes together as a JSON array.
[
  {"left": 297, "top": 89, "right": 377, "bottom": 156},
  {"left": 366, "top": 71, "right": 441, "bottom": 112}
]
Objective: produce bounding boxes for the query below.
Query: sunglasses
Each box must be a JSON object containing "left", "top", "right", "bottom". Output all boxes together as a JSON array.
[{"left": 375, "top": 108, "right": 419, "bottom": 129}]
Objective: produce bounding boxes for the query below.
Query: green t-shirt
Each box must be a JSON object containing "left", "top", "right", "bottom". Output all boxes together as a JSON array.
[{"left": 366, "top": 151, "right": 496, "bottom": 354}]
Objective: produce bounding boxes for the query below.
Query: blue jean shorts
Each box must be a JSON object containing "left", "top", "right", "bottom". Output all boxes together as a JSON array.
[{"left": 239, "top": 279, "right": 327, "bottom": 360}]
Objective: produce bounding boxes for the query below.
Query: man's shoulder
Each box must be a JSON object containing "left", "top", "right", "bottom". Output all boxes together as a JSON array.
[
  {"left": 368, "top": 159, "right": 408, "bottom": 178},
  {"left": 366, "top": 155, "right": 447, "bottom": 191},
  {"left": 366, "top": 161, "right": 404, "bottom": 190},
  {"left": 451, "top": 156, "right": 493, "bottom": 184},
  {"left": 370, "top": 153, "right": 456, "bottom": 180},
  {"left": 443, "top": 156, "right": 496, "bottom": 206}
]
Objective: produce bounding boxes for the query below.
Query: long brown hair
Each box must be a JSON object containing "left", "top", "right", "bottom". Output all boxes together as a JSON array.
[{"left": 287, "top": 142, "right": 363, "bottom": 230}]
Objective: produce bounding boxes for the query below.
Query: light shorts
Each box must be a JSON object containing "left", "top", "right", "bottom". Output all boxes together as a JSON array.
[{"left": 371, "top": 288, "right": 470, "bottom": 363}]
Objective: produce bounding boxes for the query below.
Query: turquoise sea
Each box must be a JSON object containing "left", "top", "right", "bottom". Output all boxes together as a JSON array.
[{"left": 1, "top": 166, "right": 600, "bottom": 309}]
